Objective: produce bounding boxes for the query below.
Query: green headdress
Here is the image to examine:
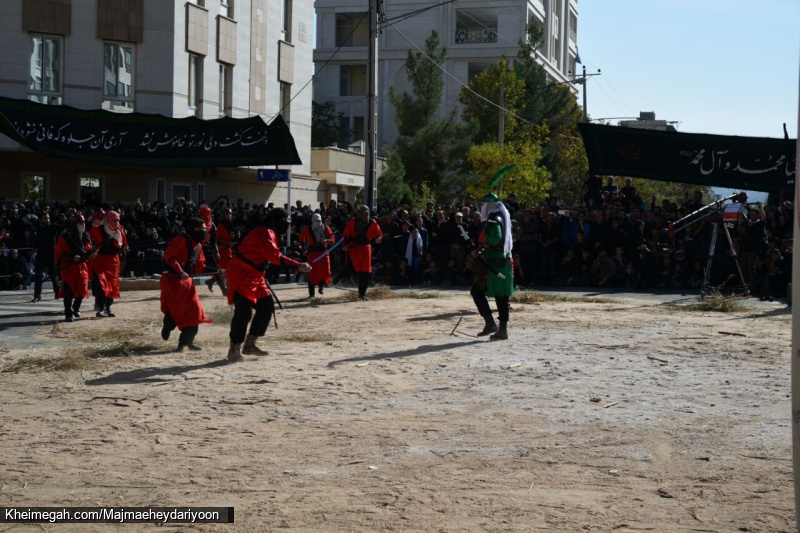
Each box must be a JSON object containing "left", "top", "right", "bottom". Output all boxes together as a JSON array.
[{"left": 482, "top": 164, "right": 516, "bottom": 202}]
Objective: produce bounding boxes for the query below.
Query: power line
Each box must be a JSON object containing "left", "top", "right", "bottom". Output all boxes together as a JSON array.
[
  {"left": 384, "top": 18, "right": 538, "bottom": 129},
  {"left": 380, "top": 0, "right": 460, "bottom": 27}
]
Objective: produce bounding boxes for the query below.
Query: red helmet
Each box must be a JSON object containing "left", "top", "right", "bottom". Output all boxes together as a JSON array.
[
  {"left": 72, "top": 213, "right": 86, "bottom": 224},
  {"left": 199, "top": 205, "right": 212, "bottom": 218}
]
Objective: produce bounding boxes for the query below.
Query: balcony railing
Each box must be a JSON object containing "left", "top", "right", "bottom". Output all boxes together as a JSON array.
[{"left": 455, "top": 28, "right": 498, "bottom": 44}]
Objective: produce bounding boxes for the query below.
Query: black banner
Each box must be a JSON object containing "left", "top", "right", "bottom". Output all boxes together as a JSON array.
[
  {"left": 578, "top": 122, "right": 796, "bottom": 192},
  {"left": 0, "top": 96, "right": 301, "bottom": 167}
]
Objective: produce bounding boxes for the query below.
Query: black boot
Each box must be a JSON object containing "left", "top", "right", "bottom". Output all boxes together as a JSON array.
[
  {"left": 205, "top": 278, "right": 214, "bottom": 293},
  {"left": 477, "top": 315, "right": 498, "bottom": 337},
  {"left": 308, "top": 283, "right": 315, "bottom": 299},
  {"left": 72, "top": 300, "right": 82, "bottom": 318},
  {"left": 318, "top": 283, "right": 324, "bottom": 295},
  {"left": 64, "top": 299, "right": 74, "bottom": 322},
  {"left": 105, "top": 298, "right": 115, "bottom": 317},
  {"left": 219, "top": 277, "right": 228, "bottom": 297},
  {"left": 490, "top": 321, "right": 508, "bottom": 341}
]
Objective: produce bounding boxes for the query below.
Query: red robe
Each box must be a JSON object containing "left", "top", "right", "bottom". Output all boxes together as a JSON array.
[
  {"left": 89, "top": 225, "right": 128, "bottom": 299},
  {"left": 299, "top": 225, "right": 334, "bottom": 286},
  {"left": 342, "top": 218, "right": 383, "bottom": 273},
  {"left": 216, "top": 222, "right": 233, "bottom": 270},
  {"left": 55, "top": 231, "right": 93, "bottom": 298},
  {"left": 159, "top": 234, "right": 212, "bottom": 330},
  {"left": 226, "top": 226, "right": 300, "bottom": 305}
]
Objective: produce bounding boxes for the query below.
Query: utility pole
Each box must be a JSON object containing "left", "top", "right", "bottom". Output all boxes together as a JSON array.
[
  {"left": 364, "top": 0, "right": 380, "bottom": 213},
  {"left": 582, "top": 65, "right": 588, "bottom": 122}
]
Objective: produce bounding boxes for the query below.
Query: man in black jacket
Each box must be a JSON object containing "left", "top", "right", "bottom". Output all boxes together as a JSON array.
[{"left": 31, "top": 212, "right": 61, "bottom": 302}]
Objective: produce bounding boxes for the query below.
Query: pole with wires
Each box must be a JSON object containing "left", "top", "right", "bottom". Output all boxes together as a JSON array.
[{"left": 364, "top": 0, "right": 380, "bottom": 213}]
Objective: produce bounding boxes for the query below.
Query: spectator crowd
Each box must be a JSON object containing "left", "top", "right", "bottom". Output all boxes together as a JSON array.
[{"left": 0, "top": 175, "right": 793, "bottom": 300}]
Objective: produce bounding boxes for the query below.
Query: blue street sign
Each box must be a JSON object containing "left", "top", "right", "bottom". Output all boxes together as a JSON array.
[{"left": 257, "top": 169, "right": 291, "bottom": 182}]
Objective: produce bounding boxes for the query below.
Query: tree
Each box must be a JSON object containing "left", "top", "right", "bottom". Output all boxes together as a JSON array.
[
  {"left": 466, "top": 142, "right": 551, "bottom": 206},
  {"left": 311, "top": 100, "right": 351, "bottom": 148},
  {"left": 378, "top": 149, "right": 413, "bottom": 205},
  {"left": 387, "top": 30, "right": 473, "bottom": 193},
  {"left": 513, "top": 24, "right": 588, "bottom": 203},
  {"left": 459, "top": 58, "right": 525, "bottom": 145}
]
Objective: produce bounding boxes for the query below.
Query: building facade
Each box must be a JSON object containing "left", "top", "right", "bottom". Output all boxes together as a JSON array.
[
  {"left": 0, "top": 0, "right": 330, "bottom": 207},
  {"left": 313, "top": 0, "right": 579, "bottom": 151}
]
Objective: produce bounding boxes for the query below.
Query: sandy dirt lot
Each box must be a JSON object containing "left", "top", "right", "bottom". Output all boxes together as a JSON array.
[{"left": 0, "top": 286, "right": 794, "bottom": 532}]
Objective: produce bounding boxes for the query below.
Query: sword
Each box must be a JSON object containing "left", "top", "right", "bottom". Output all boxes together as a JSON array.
[{"left": 310, "top": 238, "right": 344, "bottom": 264}]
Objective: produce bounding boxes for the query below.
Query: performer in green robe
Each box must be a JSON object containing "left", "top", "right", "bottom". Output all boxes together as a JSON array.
[{"left": 470, "top": 192, "right": 514, "bottom": 340}]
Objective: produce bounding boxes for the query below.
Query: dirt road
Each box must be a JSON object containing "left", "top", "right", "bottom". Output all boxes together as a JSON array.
[{"left": 0, "top": 287, "right": 793, "bottom": 532}]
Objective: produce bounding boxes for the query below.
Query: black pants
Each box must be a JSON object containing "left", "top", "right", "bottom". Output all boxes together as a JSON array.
[
  {"left": 308, "top": 281, "right": 325, "bottom": 297},
  {"left": 162, "top": 312, "right": 199, "bottom": 345},
  {"left": 357, "top": 272, "right": 370, "bottom": 297},
  {"left": 34, "top": 255, "right": 58, "bottom": 299},
  {"left": 230, "top": 291, "right": 275, "bottom": 344},
  {"left": 62, "top": 284, "right": 83, "bottom": 318},
  {"left": 470, "top": 282, "right": 509, "bottom": 322}
]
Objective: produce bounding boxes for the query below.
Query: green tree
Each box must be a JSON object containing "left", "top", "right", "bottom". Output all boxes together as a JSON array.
[
  {"left": 387, "top": 30, "right": 473, "bottom": 193},
  {"left": 459, "top": 58, "right": 525, "bottom": 145},
  {"left": 466, "top": 142, "right": 551, "bottom": 206},
  {"left": 513, "top": 24, "right": 588, "bottom": 203},
  {"left": 378, "top": 149, "right": 413, "bottom": 205},
  {"left": 311, "top": 100, "right": 351, "bottom": 148}
]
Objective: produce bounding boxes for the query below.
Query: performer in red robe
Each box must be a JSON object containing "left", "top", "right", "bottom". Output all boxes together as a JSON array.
[
  {"left": 160, "top": 218, "right": 213, "bottom": 352},
  {"left": 55, "top": 213, "right": 97, "bottom": 322},
  {"left": 198, "top": 205, "right": 226, "bottom": 295},
  {"left": 88, "top": 210, "right": 129, "bottom": 318},
  {"left": 298, "top": 213, "right": 334, "bottom": 297},
  {"left": 216, "top": 207, "right": 235, "bottom": 275},
  {"left": 225, "top": 208, "right": 311, "bottom": 362},
  {"left": 341, "top": 205, "right": 383, "bottom": 300},
  {"left": 87, "top": 209, "right": 104, "bottom": 311}
]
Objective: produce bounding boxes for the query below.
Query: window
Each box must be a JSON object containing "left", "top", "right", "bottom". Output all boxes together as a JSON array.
[
  {"left": 193, "top": 0, "right": 206, "bottom": 6},
  {"left": 28, "top": 34, "right": 63, "bottom": 104},
  {"left": 173, "top": 184, "right": 191, "bottom": 204},
  {"left": 157, "top": 180, "right": 166, "bottom": 203},
  {"left": 220, "top": 0, "right": 234, "bottom": 19},
  {"left": 102, "top": 42, "right": 135, "bottom": 113},
  {"left": 198, "top": 183, "right": 206, "bottom": 204},
  {"left": 188, "top": 53, "right": 203, "bottom": 116},
  {"left": 468, "top": 62, "right": 493, "bottom": 82},
  {"left": 80, "top": 177, "right": 102, "bottom": 206},
  {"left": 352, "top": 116, "right": 365, "bottom": 142},
  {"left": 23, "top": 174, "right": 47, "bottom": 204},
  {"left": 218, "top": 63, "right": 232, "bottom": 116},
  {"left": 282, "top": 0, "right": 292, "bottom": 42},
  {"left": 279, "top": 82, "right": 291, "bottom": 125},
  {"left": 335, "top": 13, "right": 368, "bottom": 47},
  {"left": 339, "top": 65, "right": 367, "bottom": 96}
]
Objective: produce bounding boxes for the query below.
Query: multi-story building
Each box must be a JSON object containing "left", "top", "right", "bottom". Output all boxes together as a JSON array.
[
  {"left": 313, "top": 0, "right": 579, "bottom": 151},
  {"left": 0, "top": 0, "right": 331, "bottom": 206}
]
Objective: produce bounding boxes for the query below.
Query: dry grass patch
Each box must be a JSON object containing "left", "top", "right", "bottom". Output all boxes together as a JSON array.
[
  {"left": 68, "top": 319, "right": 164, "bottom": 358},
  {"left": 206, "top": 304, "right": 234, "bottom": 324},
  {"left": 272, "top": 332, "right": 334, "bottom": 342},
  {"left": 2, "top": 354, "right": 101, "bottom": 373},
  {"left": 311, "top": 285, "right": 441, "bottom": 305},
  {"left": 511, "top": 290, "right": 615, "bottom": 304},
  {"left": 666, "top": 291, "right": 748, "bottom": 313}
]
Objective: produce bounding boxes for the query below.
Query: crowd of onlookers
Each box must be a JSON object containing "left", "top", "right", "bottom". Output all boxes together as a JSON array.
[{"left": 0, "top": 175, "right": 793, "bottom": 300}]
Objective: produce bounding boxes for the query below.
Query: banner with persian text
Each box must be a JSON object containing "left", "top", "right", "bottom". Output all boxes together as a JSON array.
[
  {"left": 0, "top": 96, "right": 301, "bottom": 167},
  {"left": 578, "top": 122, "right": 796, "bottom": 192}
]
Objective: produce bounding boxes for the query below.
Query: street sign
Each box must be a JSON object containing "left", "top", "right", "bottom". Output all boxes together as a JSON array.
[{"left": 257, "top": 169, "right": 291, "bottom": 182}]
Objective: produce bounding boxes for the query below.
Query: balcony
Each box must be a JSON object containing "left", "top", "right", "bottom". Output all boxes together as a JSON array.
[{"left": 455, "top": 27, "right": 498, "bottom": 44}]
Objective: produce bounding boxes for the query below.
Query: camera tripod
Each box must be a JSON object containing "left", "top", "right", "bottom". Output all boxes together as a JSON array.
[{"left": 670, "top": 192, "right": 749, "bottom": 299}]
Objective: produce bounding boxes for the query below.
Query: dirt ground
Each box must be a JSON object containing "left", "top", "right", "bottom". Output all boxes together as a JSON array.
[{"left": 0, "top": 285, "right": 794, "bottom": 532}]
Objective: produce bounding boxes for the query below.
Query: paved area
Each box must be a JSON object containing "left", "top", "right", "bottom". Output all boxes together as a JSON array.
[{"left": 0, "top": 282, "right": 787, "bottom": 352}]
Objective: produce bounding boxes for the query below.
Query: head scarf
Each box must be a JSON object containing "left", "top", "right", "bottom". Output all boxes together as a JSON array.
[
  {"left": 405, "top": 228, "right": 423, "bottom": 265},
  {"left": 92, "top": 209, "right": 105, "bottom": 228},
  {"left": 311, "top": 213, "right": 325, "bottom": 242},
  {"left": 480, "top": 195, "right": 513, "bottom": 257},
  {"left": 198, "top": 205, "right": 213, "bottom": 232},
  {"left": 104, "top": 211, "right": 123, "bottom": 246}
]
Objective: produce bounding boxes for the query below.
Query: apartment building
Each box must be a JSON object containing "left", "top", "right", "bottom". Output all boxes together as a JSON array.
[
  {"left": 0, "top": 0, "right": 324, "bottom": 206},
  {"left": 313, "top": 0, "right": 579, "bottom": 151}
]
